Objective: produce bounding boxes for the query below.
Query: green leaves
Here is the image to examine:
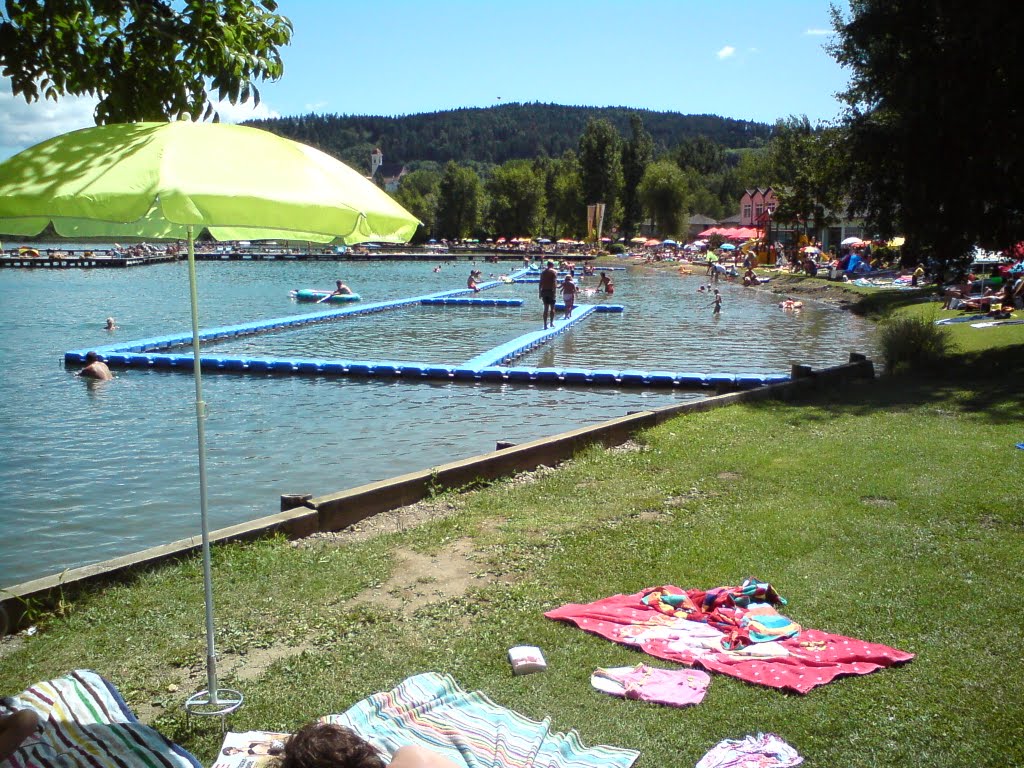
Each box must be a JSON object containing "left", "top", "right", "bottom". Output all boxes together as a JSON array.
[{"left": 0, "top": 0, "right": 293, "bottom": 123}]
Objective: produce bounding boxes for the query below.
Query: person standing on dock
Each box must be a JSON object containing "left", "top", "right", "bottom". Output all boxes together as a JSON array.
[
  {"left": 539, "top": 261, "right": 558, "bottom": 329},
  {"left": 561, "top": 274, "right": 577, "bottom": 319}
]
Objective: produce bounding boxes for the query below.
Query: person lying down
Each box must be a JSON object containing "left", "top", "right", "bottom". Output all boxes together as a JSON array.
[{"left": 282, "top": 721, "right": 458, "bottom": 768}]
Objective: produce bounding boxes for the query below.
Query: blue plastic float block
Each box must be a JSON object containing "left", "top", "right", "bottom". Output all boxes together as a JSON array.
[
  {"left": 246, "top": 359, "right": 272, "bottom": 372},
  {"left": 589, "top": 370, "right": 621, "bottom": 385},
  {"left": 371, "top": 363, "right": 401, "bottom": 377},
  {"left": 348, "top": 363, "right": 373, "bottom": 376},
  {"left": 479, "top": 367, "right": 506, "bottom": 382},
  {"left": 321, "top": 362, "right": 348, "bottom": 375},
  {"left": 646, "top": 372, "right": 678, "bottom": 387},
  {"left": 270, "top": 360, "right": 298, "bottom": 373},
  {"left": 593, "top": 304, "right": 625, "bottom": 313},
  {"left": 452, "top": 367, "right": 480, "bottom": 380},
  {"left": 675, "top": 373, "right": 709, "bottom": 388},
  {"left": 706, "top": 374, "right": 737, "bottom": 386},
  {"left": 425, "top": 366, "right": 453, "bottom": 379},
  {"left": 106, "top": 353, "right": 133, "bottom": 366},
  {"left": 737, "top": 374, "right": 769, "bottom": 388},
  {"left": 618, "top": 370, "right": 650, "bottom": 386},
  {"left": 296, "top": 360, "right": 326, "bottom": 374},
  {"left": 561, "top": 368, "right": 591, "bottom": 383},
  {"left": 215, "top": 358, "right": 247, "bottom": 371},
  {"left": 128, "top": 354, "right": 154, "bottom": 366},
  {"left": 505, "top": 367, "right": 536, "bottom": 382},
  {"left": 534, "top": 368, "right": 563, "bottom": 382},
  {"left": 399, "top": 364, "right": 428, "bottom": 378},
  {"left": 764, "top": 374, "right": 790, "bottom": 385}
]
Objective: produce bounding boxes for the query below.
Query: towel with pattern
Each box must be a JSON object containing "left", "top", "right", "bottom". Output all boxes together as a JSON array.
[
  {"left": 545, "top": 584, "right": 914, "bottom": 694},
  {"left": 324, "top": 672, "right": 638, "bottom": 768},
  {"left": 0, "top": 669, "right": 201, "bottom": 768}
]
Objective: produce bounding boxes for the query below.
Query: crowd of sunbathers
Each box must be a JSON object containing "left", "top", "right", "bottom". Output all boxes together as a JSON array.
[{"left": 942, "top": 267, "right": 1024, "bottom": 315}]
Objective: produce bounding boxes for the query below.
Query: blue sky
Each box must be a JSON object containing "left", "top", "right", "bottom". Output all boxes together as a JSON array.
[{"left": 0, "top": 1, "right": 850, "bottom": 159}]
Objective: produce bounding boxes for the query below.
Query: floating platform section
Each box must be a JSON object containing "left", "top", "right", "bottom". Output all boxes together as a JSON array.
[
  {"left": 420, "top": 297, "right": 524, "bottom": 307},
  {"left": 63, "top": 266, "right": 786, "bottom": 391}
]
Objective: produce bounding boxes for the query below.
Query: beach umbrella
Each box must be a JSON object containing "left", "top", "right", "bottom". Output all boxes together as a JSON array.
[
  {"left": 841, "top": 236, "right": 863, "bottom": 246},
  {"left": 0, "top": 121, "right": 420, "bottom": 716},
  {"left": 720, "top": 243, "right": 737, "bottom": 251}
]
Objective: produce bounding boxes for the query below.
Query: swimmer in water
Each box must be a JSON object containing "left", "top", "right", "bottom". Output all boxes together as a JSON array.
[
  {"left": 104, "top": 316, "right": 118, "bottom": 330},
  {"left": 711, "top": 289, "right": 722, "bottom": 315}
]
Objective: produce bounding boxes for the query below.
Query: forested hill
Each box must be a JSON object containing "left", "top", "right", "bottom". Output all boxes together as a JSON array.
[{"left": 244, "top": 103, "right": 772, "bottom": 171}]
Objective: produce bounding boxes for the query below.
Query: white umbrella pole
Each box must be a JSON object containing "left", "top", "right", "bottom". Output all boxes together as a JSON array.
[
  {"left": 183, "top": 231, "right": 243, "bottom": 727},
  {"left": 184, "top": 229, "right": 220, "bottom": 702}
]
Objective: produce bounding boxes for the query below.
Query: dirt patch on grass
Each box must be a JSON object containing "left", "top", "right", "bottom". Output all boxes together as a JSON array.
[
  {"left": 349, "top": 539, "right": 492, "bottom": 617},
  {"left": 717, "top": 471, "right": 742, "bottom": 480},
  {"left": 293, "top": 499, "right": 465, "bottom": 547}
]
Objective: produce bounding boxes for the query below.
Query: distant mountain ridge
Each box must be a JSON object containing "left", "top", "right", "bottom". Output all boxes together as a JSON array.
[{"left": 244, "top": 102, "right": 772, "bottom": 171}]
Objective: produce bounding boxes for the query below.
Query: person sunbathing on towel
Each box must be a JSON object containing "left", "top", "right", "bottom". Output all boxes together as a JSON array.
[
  {"left": 282, "top": 721, "right": 458, "bottom": 768},
  {"left": 0, "top": 709, "right": 40, "bottom": 761}
]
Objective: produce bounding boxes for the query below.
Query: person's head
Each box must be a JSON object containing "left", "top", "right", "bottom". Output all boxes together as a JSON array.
[
  {"left": 105, "top": 317, "right": 115, "bottom": 329},
  {"left": 336, "top": 280, "right": 344, "bottom": 288},
  {"left": 547, "top": 261, "right": 554, "bottom": 268},
  {"left": 85, "top": 351, "right": 99, "bottom": 364},
  {"left": 281, "top": 722, "right": 384, "bottom": 768},
  {"left": 714, "top": 289, "right": 720, "bottom": 295}
]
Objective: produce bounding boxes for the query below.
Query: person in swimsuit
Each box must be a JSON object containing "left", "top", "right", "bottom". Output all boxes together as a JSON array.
[
  {"left": 596, "top": 271, "right": 614, "bottom": 295},
  {"left": 539, "top": 261, "right": 558, "bottom": 329},
  {"left": 78, "top": 351, "right": 113, "bottom": 381},
  {"left": 332, "top": 280, "right": 353, "bottom": 296},
  {"left": 561, "top": 274, "right": 577, "bottom": 319},
  {"left": 712, "top": 289, "right": 722, "bottom": 315}
]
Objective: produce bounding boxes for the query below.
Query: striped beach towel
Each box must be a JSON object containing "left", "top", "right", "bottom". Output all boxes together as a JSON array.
[
  {"left": 1, "top": 669, "right": 201, "bottom": 768},
  {"left": 325, "top": 672, "right": 638, "bottom": 768}
]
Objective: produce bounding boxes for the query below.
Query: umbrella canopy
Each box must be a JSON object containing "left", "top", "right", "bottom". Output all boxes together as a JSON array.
[
  {"left": 0, "top": 121, "right": 420, "bottom": 715},
  {"left": 802, "top": 246, "right": 821, "bottom": 254},
  {"left": 719, "top": 243, "right": 737, "bottom": 251},
  {"left": 841, "top": 236, "right": 864, "bottom": 246},
  {"left": 0, "top": 122, "right": 419, "bottom": 243}
]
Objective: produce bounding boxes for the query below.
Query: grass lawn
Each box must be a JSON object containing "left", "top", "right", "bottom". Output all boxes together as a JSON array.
[{"left": 2, "top": 351, "right": 1022, "bottom": 767}]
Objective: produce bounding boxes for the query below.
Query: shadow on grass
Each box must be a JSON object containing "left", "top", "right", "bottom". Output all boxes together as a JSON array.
[{"left": 774, "top": 343, "right": 1024, "bottom": 426}]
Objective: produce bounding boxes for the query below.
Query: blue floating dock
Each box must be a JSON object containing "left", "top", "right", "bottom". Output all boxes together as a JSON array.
[{"left": 64, "top": 266, "right": 786, "bottom": 391}]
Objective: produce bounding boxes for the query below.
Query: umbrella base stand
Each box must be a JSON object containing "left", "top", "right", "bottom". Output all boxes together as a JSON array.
[{"left": 184, "top": 688, "right": 244, "bottom": 733}]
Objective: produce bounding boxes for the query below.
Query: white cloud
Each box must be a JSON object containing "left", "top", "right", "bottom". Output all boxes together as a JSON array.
[
  {"left": 0, "top": 81, "right": 98, "bottom": 159},
  {"left": 0, "top": 81, "right": 281, "bottom": 160},
  {"left": 212, "top": 97, "right": 280, "bottom": 123},
  {"left": 805, "top": 28, "right": 832, "bottom": 36},
  {"left": 304, "top": 101, "right": 329, "bottom": 113},
  {"left": 717, "top": 46, "right": 736, "bottom": 60}
]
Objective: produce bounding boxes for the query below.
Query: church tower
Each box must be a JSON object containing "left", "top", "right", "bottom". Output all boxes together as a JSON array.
[{"left": 370, "top": 147, "right": 383, "bottom": 178}]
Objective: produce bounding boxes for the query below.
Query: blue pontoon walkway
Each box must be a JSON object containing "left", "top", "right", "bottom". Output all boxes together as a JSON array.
[{"left": 65, "top": 270, "right": 787, "bottom": 390}]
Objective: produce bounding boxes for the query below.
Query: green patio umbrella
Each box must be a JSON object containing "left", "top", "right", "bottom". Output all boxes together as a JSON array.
[{"left": 0, "top": 121, "right": 420, "bottom": 716}]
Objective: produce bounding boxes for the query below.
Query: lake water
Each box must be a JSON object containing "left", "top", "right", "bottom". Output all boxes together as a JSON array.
[{"left": 0, "top": 258, "right": 878, "bottom": 587}]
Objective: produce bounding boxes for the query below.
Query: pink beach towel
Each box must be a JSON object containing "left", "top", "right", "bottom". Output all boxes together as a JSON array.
[{"left": 545, "top": 584, "right": 914, "bottom": 694}]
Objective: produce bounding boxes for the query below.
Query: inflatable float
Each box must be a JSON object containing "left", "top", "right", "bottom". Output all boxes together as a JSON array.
[{"left": 290, "top": 289, "right": 361, "bottom": 303}]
